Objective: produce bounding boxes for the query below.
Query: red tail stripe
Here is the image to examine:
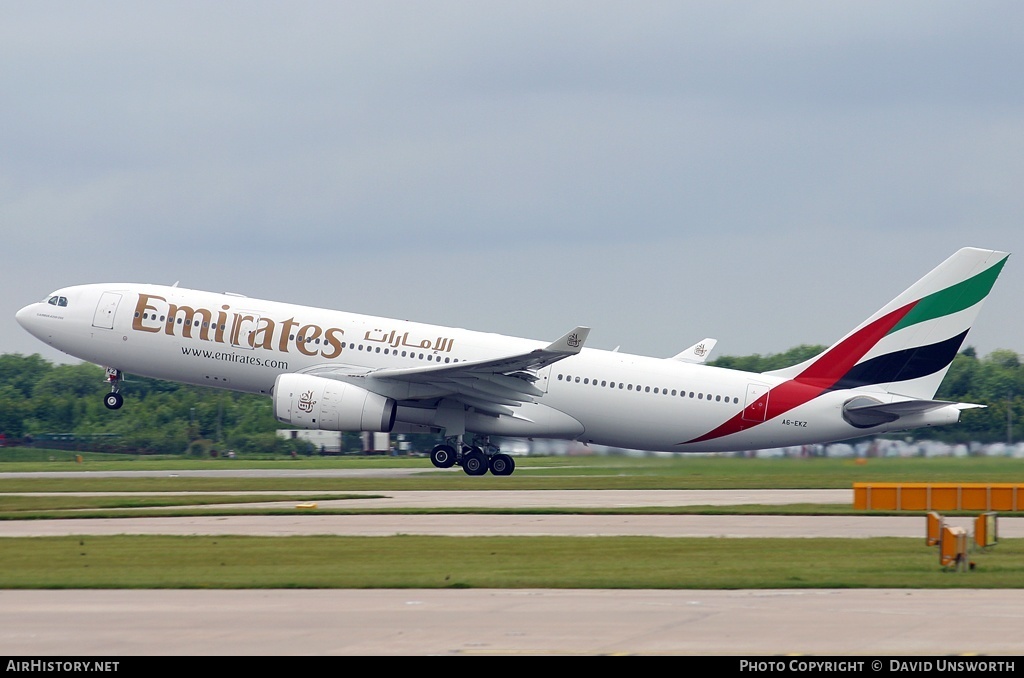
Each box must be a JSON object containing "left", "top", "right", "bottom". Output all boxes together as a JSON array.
[
  {"left": 793, "top": 302, "right": 915, "bottom": 387},
  {"left": 683, "top": 302, "right": 916, "bottom": 446}
]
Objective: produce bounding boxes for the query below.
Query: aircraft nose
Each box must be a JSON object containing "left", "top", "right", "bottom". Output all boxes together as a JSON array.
[
  {"left": 16, "top": 303, "right": 39, "bottom": 332},
  {"left": 16, "top": 304, "right": 32, "bottom": 328}
]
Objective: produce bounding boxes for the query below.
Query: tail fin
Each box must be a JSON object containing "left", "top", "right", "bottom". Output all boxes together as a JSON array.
[{"left": 765, "top": 247, "right": 1009, "bottom": 399}]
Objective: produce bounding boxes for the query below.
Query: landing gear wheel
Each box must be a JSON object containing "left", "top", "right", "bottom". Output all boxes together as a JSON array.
[
  {"left": 104, "top": 392, "right": 123, "bottom": 410},
  {"left": 489, "top": 453, "right": 515, "bottom": 476},
  {"left": 462, "top": 449, "right": 488, "bottom": 476},
  {"left": 430, "top": 444, "right": 457, "bottom": 468}
]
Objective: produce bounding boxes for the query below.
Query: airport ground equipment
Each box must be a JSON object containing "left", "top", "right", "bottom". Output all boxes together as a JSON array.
[{"left": 854, "top": 482, "right": 1023, "bottom": 511}]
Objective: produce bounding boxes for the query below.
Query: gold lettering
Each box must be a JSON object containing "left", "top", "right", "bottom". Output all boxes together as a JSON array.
[
  {"left": 196, "top": 308, "right": 213, "bottom": 341},
  {"left": 132, "top": 294, "right": 164, "bottom": 333},
  {"left": 166, "top": 304, "right": 187, "bottom": 337},
  {"left": 133, "top": 292, "right": 358, "bottom": 361},
  {"left": 321, "top": 327, "right": 345, "bottom": 359},
  {"left": 230, "top": 313, "right": 258, "bottom": 346},
  {"left": 229, "top": 313, "right": 243, "bottom": 345},
  {"left": 278, "top": 317, "right": 299, "bottom": 353},
  {"left": 215, "top": 305, "right": 229, "bottom": 343},
  {"left": 296, "top": 324, "right": 323, "bottom": 356},
  {"left": 251, "top": 318, "right": 276, "bottom": 350},
  {"left": 166, "top": 305, "right": 210, "bottom": 339}
]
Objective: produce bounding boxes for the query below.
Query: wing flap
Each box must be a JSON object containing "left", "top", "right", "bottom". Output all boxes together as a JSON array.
[
  {"left": 305, "top": 326, "right": 589, "bottom": 414},
  {"left": 449, "top": 376, "right": 539, "bottom": 403}
]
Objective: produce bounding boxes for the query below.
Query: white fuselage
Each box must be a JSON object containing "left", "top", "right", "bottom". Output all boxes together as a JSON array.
[{"left": 16, "top": 283, "right": 948, "bottom": 452}]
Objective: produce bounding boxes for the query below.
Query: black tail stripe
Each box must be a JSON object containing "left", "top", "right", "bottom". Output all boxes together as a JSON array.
[{"left": 831, "top": 330, "right": 969, "bottom": 391}]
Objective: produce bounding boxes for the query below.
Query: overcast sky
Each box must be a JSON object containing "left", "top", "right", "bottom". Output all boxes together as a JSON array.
[{"left": 4, "top": 1, "right": 1023, "bottom": 368}]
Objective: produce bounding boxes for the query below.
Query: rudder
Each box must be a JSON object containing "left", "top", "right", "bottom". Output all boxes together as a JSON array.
[{"left": 766, "top": 247, "right": 1009, "bottom": 399}]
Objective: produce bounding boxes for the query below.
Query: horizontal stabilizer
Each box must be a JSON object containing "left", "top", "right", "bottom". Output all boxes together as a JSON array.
[{"left": 843, "top": 396, "right": 983, "bottom": 428}]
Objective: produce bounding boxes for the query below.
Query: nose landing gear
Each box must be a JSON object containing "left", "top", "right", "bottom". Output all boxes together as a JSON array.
[{"left": 103, "top": 368, "right": 124, "bottom": 410}]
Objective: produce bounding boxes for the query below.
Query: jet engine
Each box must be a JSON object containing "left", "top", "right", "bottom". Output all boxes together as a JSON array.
[{"left": 273, "top": 373, "right": 396, "bottom": 432}]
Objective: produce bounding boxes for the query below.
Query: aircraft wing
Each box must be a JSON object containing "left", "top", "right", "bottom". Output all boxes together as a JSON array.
[{"left": 306, "top": 326, "right": 590, "bottom": 416}]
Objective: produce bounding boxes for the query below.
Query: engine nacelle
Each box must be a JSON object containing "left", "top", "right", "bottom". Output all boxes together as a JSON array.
[{"left": 273, "top": 373, "right": 396, "bottom": 432}]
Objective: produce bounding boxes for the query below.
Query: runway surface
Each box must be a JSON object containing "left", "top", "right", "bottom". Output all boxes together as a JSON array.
[
  {"left": 1, "top": 489, "right": 1021, "bottom": 538},
  {"left": 4, "top": 588, "right": 1023, "bottom": 657},
  {"left": 2, "top": 486, "right": 1021, "bottom": 656}
]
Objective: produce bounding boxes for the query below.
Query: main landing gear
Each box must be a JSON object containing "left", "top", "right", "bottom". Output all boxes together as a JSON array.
[
  {"left": 429, "top": 437, "right": 516, "bottom": 476},
  {"left": 103, "top": 368, "right": 124, "bottom": 410}
]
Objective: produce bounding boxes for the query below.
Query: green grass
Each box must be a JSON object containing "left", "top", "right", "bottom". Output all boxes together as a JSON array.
[
  {"left": 2, "top": 452, "right": 1023, "bottom": 492},
  {"left": 2, "top": 452, "right": 1021, "bottom": 589},
  {"left": 0, "top": 535, "right": 1016, "bottom": 589},
  {"left": 0, "top": 493, "right": 372, "bottom": 514}
]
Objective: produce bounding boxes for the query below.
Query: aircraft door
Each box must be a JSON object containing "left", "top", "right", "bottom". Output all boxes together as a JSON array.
[
  {"left": 742, "top": 383, "right": 770, "bottom": 422},
  {"left": 92, "top": 292, "right": 122, "bottom": 330},
  {"left": 230, "top": 312, "right": 261, "bottom": 350}
]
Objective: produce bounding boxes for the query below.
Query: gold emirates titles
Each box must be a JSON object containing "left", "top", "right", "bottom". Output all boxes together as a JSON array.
[{"left": 131, "top": 293, "right": 345, "bottom": 359}]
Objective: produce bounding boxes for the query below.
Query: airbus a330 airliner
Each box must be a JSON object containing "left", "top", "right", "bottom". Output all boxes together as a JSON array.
[{"left": 16, "top": 247, "right": 1008, "bottom": 476}]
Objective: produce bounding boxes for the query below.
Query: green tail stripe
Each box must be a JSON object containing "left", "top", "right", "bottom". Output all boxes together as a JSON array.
[{"left": 889, "top": 256, "right": 1007, "bottom": 335}]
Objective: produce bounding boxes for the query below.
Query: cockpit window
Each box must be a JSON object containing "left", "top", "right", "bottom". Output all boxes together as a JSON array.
[{"left": 47, "top": 296, "right": 68, "bottom": 307}]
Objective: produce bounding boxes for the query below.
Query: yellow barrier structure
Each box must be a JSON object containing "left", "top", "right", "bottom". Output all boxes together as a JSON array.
[
  {"left": 940, "top": 525, "right": 968, "bottom": 571},
  {"left": 975, "top": 512, "right": 998, "bottom": 549},
  {"left": 926, "top": 511, "right": 943, "bottom": 546},
  {"left": 924, "top": 511, "right": 997, "bottom": 572},
  {"left": 854, "top": 483, "right": 1023, "bottom": 511}
]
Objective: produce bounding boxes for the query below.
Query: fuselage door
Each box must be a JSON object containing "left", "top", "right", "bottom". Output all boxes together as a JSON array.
[
  {"left": 742, "top": 382, "right": 770, "bottom": 422},
  {"left": 92, "top": 292, "right": 122, "bottom": 330},
  {"left": 230, "top": 312, "right": 261, "bottom": 350}
]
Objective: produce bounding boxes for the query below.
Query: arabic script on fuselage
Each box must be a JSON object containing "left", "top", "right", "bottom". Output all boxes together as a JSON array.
[{"left": 131, "top": 293, "right": 457, "bottom": 360}]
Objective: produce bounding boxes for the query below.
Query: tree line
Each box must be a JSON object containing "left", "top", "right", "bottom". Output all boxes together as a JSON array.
[
  {"left": 0, "top": 354, "right": 305, "bottom": 455},
  {"left": 0, "top": 347, "right": 1021, "bottom": 455}
]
